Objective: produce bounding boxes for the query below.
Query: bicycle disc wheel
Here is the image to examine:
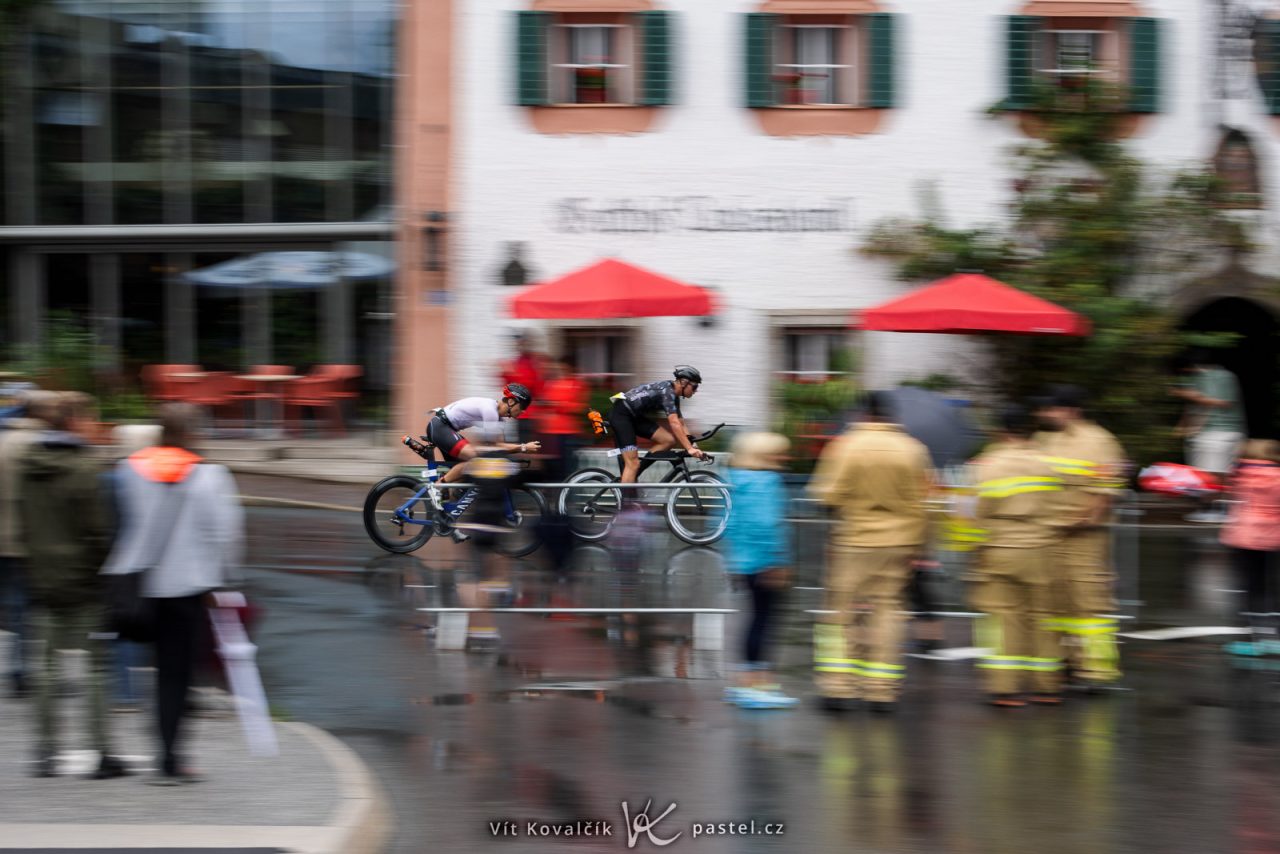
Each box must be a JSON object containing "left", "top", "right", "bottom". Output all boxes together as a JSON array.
[
  {"left": 557, "top": 468, "right": 623, "bottom": 541},
  {"left": 363, "top": 475, "right": 434, "bottom": 554},
  {"left": 666, "top": 472, "right": 731, "bottom": 545},
  {"left": 493, "top": 486, "right": 548, "bottom": 558}
]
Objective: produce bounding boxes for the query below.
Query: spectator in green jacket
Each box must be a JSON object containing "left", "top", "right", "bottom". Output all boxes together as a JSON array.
[{"left": 20, "top": 392, "right": 126, "bottom": 779}]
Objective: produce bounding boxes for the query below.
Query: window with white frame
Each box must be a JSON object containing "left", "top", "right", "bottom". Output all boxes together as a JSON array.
[
  {"left": 551, "top": 23, "right": 635, "bottom": 105},
  {"left": 776, "top": 22, "right": 855, "bottom": 105},
  {"left": 777, "top": 327, "right": 852, "bottom": 382},
  {"left": 1039, "top": 29, "right": 1112, "bottom": 79},
  {"left": 563, "top": 328, "right": 635, "bottom": 388}
]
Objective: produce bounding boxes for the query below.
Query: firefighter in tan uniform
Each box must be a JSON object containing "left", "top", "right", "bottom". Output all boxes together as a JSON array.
[
  {"left": 969, "top": 405, "right": 1065, "bottom": 707},
  {"left": 809, "top": 391, "right": 931, "bottom": 714},
  {"left": 1035, "top": 385, "right": 1128, "bottom": 687}
]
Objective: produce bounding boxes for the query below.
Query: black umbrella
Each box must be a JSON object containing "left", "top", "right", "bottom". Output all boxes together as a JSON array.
[{"left": 882, "top": 387, "right": 983, "bottom": 470}]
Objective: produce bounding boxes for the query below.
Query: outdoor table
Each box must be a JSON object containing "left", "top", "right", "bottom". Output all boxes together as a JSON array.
[{"left": 236, "top": 374, "right": 302, "bottom": 436}]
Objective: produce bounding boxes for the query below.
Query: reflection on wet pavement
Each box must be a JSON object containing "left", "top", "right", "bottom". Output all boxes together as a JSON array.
[{"left": 245, "top": 507, "right": 1280, "bottom": 853}]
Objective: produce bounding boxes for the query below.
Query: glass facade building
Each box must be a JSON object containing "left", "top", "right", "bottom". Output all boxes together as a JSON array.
[{"left": 1, "top": 0, "right": 397, "bottom": 404}]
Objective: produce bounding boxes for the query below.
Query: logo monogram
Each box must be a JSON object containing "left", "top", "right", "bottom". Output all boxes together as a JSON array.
[{"left": 621, "top": 800, "right": 682, "bottom": 848}]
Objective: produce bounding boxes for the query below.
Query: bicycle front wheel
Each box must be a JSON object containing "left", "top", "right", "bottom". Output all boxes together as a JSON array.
[
  {"left": 363, "top": 475, "right": 434, "bottom": 554},
  {"left": 558, "top": 468, "right": 623, "bottom": 541},
  {"left": 666, "top": 472, "right": 731, "bottom": 545},
  {"left": 493, "top": 486, "right": 548, "bottom": 558}
]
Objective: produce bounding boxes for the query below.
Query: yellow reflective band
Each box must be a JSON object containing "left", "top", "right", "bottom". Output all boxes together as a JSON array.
[
  {"left": 979, "top": 655, "right": 1063, "bottom": 671},
  {"left": 858, "top": 669, "right": 906, "bottom": 680},
  {"left": 1060, "top": 618, "right": 1118, "bottom": 636},
  {"left": 855, "top": 660, "right": 906, "bottom": 679},
  {"left": 1043, "top": 456, "right": 1098, "bottom": 469},
  {"left": 979, "top": 484, "right": 1063, "bottom": 498},
  {"left": 609, "top": 393, "right": 624, "bottom": 401},
  {"left": 977, "top": 476, "right": 1064, "bottom": 498}
]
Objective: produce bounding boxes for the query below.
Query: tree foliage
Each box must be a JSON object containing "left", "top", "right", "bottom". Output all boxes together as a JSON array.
[{"left": 864, "top": 79, "right": 1249, "bottom": 465}]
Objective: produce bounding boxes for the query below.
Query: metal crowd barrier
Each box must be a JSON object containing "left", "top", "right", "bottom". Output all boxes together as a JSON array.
[{"left": 785, "top": 492, "right": 1144, "bottom": 623}]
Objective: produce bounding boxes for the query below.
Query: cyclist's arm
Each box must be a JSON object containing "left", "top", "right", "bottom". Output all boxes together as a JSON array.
[
  {"left": 666, "top": 412, "right": 705, "bottom": 458},
  {"left": 491, "top": 440, "right": 541, "bottom": 455}
]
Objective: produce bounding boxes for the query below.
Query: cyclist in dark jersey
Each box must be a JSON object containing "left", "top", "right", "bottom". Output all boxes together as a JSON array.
[{"left": 608, "top": 366, "right": 708, "bottom": 484}]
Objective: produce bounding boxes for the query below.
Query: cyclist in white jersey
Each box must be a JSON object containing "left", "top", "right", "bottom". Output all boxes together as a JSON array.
[{"left": 426, "top": 384, "right": 542, "bottom": 486}]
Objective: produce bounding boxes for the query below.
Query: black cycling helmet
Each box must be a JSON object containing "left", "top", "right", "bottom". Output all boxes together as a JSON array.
[
  {"left": 503, "top": 383, "right": 533, "bottom": 407},
  {"left": 673, "top": 365, "right": 702, "bottom": 384}
]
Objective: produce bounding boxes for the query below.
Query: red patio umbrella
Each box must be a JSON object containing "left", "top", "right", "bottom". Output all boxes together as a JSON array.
[
  {"left": 851, "top": 273, "right": 1091, "bottom": 336},
  {"left": 508, "top": 258, "right": 717, "bottom": 319}
]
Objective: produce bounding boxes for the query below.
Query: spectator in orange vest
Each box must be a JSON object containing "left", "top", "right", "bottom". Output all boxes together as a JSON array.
[
  {"left": 538, "top": 358, "right": 588, "bottom": 485},
  {"left": 501, "top": 332, "right": 546, "bottom": 444}
]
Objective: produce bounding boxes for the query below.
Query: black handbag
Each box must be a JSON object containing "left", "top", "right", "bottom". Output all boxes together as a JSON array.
[
  {"left": 108, "top": 571, "right": 156, "bottom": 642},
  {"left": 108, "top": 479, "right": 191, "bottom": 643}
]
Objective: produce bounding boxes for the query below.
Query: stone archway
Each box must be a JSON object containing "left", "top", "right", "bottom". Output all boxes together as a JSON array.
[{"left": 1181, "top": 296, "right": 1278, "bottom": 438}]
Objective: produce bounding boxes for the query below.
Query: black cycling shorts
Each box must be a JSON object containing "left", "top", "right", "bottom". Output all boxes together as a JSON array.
[
  {"left": 607, "top": 399, "right": 658, "bottom": 451},
  {"left": 426, "top": 415, "right": 470, "bottom": 460}
]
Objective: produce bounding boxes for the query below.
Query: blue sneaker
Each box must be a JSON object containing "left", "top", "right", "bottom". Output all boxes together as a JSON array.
[
  {"left": 1225, "top": 640, "right": 1264, "bottom": 657},
  {"left": 731, "top": 687, "right": 800, "bottom": 710}
]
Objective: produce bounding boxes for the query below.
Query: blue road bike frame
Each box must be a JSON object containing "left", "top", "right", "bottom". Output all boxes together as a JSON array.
[{"left": 393, "top": 450, "right": 519, "bottom": 530}]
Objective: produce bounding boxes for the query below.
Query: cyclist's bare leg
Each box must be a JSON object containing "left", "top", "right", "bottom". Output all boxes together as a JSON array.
[
  {"left": 622, "top": 427, "right": 675, "bottom": 483},
  {"left": 620, "top": 448, "right": 642, "bottom": 484},
  {"left": 648, "top": 426, "right": 676, "bottom": 452},
  {"left": 440, "top": 444, "right": 478, "bottom": 485}
]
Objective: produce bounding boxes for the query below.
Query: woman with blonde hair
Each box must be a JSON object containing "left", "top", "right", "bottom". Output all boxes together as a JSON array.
[
  {"left": 723, "top": 431, "right": 797, "bottom": 709},
  {"left": 1220, "top": 438, "right": 1280, "bottom": 651}
]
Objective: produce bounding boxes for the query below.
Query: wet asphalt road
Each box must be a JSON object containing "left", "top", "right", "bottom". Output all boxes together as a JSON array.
[{"left": 243, "top": 504, "right": 1280, "bottom": 853}]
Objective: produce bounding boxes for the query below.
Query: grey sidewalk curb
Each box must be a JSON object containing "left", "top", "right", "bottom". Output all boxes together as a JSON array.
[
  {"left": 288, "top": 722, "right": 393, "bottom": 854},
  {"left": 240, "top": 494, "right": 363, "bottom": 513},
  {"left": 0, "top": 722, "right": 392, "bottom": 853}
]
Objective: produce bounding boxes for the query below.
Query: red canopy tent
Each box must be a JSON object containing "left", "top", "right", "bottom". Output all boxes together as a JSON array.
[
  {"left": 508, "top": 258, "right": 717, "bottom": 319},
  {"left": 851, "top": 273, "right": 1091, "bottom": 336}
]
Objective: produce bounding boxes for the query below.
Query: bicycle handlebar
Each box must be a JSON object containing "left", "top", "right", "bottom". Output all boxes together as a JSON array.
[{"left": 689, "top": 422, "right": 727, "bottom": 444}]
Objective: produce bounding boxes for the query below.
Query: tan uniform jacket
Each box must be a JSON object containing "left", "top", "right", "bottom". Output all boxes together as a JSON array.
[
  {"left": 809, "top": 423, "right": 931, "bottom": 548},
  {"left": 1036, "top": 421, "right": 1126, "bottom": 530},
  {"left": 972, "top": 442, "right": 1061, "bottom": 549}
]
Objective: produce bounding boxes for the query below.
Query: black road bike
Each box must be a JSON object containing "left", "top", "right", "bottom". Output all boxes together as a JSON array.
[{"left": 557, "top": 423, "right": 730, "bottom": 546}]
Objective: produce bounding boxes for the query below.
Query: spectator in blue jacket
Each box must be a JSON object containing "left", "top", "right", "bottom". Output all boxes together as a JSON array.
[{"left": 724, "top": 431, "right": 797, "bottom": 710}]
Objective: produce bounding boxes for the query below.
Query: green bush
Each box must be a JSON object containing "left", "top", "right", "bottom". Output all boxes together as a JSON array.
[{"left": 863, "top": 82, "right": 1250, "bottom": 466}]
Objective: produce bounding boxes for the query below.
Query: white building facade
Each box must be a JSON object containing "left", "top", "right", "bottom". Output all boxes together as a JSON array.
[{"left": 445, "top": 0, "right": 1280, "bottom": 431}]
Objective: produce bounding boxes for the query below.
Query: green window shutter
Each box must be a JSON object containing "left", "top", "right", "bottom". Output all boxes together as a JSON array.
[
  {"left": 1128, "top": 18, "right": 1161, "bottom": 113},
  {"left": 1005, "top": 15, "right": 1041, "bottom": 110},
  {"left": 865, "top": 13, "right": 897, "bottom": 108},
  {"left": 744, "top": 13, "right": 778, "bottom": 108},
  {"left": 1258, "top": 20, "right": 1280, "bottom": 115},
  {"left": 638, "top": 10, "right": 674, "bottom": 106},
  {"left": 515, "top": 11, "right": 550, "bottom": 106}
]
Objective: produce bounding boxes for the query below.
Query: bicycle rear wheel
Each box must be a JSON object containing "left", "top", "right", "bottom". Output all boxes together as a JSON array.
[
  {"left": 492, "top": 486, "right": 548, "bottom": 558},
  {"left": 666, "top": 472, "right": 731, "bottom": 545},
  {"left": 558, "top": 468, "right": 623, "bottom": 541},
  {"left": 363, "top": 475, "right": 434, "bottom": 554}
]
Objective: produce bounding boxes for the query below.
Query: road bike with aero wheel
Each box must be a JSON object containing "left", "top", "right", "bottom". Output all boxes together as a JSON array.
[
  {"left": 363, "top": 434, "right": 546, "bottom": 556},
  {"left": 558, "top": 423, "right": 730, "bottom": 545}
]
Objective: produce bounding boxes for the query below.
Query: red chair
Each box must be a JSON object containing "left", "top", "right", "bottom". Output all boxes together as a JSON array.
[
  {"left": 312, "top": 364, "right": 363, "bottom": 402},
  {"left": 311, "top": 366, "right": 363, "bottom": 425},
  {"left": 181, "top": 372, "right": 243, "bottom": 425},
  {"left": 283, "top": 375, "right": 346, "bottom": 435},
  {"left": 235, "top": 364, "right": 296, "bottom": 416},
  {"left": 140, "top": 364, "right": 202, "bottom": 402}
]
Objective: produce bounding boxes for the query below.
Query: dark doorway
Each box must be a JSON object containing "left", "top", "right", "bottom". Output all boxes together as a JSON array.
[{"left": 1182, "top": 297, "right": 1278, "bottom": 438}]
